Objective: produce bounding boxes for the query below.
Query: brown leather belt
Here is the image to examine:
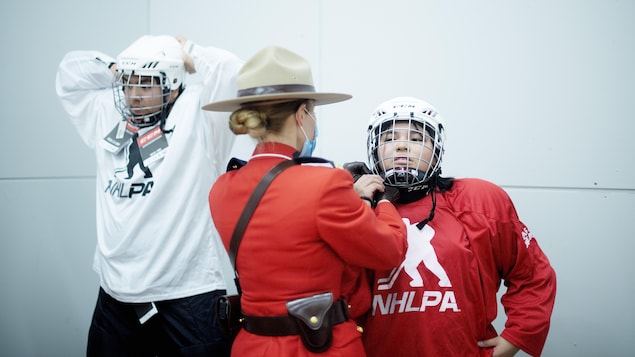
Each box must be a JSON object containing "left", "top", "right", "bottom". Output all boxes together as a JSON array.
[{"left": 242, "top": 299, "right": 350, "bottom": 336}]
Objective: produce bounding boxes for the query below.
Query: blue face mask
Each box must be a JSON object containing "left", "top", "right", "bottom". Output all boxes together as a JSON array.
[{"left": 298, "top": 110, "right": 317, "bottom": 157}]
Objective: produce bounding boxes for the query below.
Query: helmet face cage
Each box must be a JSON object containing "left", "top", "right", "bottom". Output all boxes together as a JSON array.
[
  {"left": 113, "top": 70, "right": 172, "bottom": 127},
  {"left": 367, "top": 99, "right": 446, "bottom": 188},
  {"left": 112, "top": 36, "right": 184, "bottom": 128}
]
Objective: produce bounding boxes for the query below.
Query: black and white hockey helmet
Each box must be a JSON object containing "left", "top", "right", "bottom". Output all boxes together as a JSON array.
[
  {"left": 367, "top": 97, "right": 446, "bottom": 188},
  {"left": 113, "top": 35, "right": 185, "bottom": 127}
]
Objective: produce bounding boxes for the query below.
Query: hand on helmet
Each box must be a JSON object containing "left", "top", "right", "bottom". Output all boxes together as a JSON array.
[
  {"left": 343, "top": 161, "right": 393, "bottom": 206},
  {"left": 374, "top": 185, "right": 400, "bottom": 205},
  {"left": 343, "top": 161, "right": 372, "bottom": 182},
  {"left": 175, "top": 35, "right": 196, "bottom": 74}
]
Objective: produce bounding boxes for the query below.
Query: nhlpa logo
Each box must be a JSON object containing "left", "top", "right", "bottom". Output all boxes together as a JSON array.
[{"left": 378, "top": 218, "right": 451, "bottom": 290}]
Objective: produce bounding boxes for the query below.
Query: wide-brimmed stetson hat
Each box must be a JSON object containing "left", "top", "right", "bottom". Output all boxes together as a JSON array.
[{"left": 202, "top": 46, "right": 351, "bottom": 112}]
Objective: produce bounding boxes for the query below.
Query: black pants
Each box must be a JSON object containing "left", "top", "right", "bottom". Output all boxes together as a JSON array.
[{"left": 87, "top": 287, "right": 230, "bottom": 357}]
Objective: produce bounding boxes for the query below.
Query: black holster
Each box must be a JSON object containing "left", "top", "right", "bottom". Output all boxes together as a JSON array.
[
  {"left": 286, "top": 292, "right": 337, "bottom": 353},
  {"left": 214, "top": 294, "right": 242, "bottom": 341}
]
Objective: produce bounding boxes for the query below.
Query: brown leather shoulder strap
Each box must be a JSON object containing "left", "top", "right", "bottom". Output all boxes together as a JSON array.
[{"left": 228, "top": 159, "right": 297, "bottom": 285}]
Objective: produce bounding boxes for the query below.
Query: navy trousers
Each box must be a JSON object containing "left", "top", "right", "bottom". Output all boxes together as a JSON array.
[{"left": 87, "top": 287, "right": 231, "bottom": 357}]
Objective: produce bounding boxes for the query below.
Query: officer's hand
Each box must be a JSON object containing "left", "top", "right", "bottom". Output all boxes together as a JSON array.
[
  {"left": 374, "top": 185, "right": 400, "bottom": 204},
  {"left": 343, "top": 161, "right": 372, "bottom": 182}
]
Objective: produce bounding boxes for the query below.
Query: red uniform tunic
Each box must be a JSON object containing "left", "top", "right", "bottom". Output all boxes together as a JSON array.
[
  {"left": 362, "top": 178, "right": 556, "bottom": 357},
  {"left": 209, "top": 143, "right": 407, "bottom": 357}
]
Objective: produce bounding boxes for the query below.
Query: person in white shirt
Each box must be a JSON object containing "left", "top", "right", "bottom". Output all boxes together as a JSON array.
[{"left": 56, "top": 34, "right": 244, "bottom": 356}]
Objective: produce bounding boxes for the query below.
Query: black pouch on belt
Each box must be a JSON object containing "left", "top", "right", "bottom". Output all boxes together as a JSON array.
[
  {"left": 214, "top": 294, "right": 242, "bottom": 341},
  {"left": 286, "top": 292, "right": 335, "bottom": 353}
]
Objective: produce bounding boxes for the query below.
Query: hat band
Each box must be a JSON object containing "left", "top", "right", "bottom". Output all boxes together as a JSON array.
[{"left": 238, "top": 84, "right": 315, "bottom": 97}]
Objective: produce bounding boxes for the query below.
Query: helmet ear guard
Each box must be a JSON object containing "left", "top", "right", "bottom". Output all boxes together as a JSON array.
[{"left": 366, "top": 97, "right": 446, "bottom": 189}]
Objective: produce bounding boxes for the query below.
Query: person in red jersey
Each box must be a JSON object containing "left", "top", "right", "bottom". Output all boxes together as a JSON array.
[
  {"left": 203, "top": 46, "right": 407, "bottom": 357},
  {"left": 345, "top": 97, "right": 556, "bottom": 357}
]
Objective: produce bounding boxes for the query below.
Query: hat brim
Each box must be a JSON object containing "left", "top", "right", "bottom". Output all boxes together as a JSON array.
[{"left": 202, "top": 92, "right": 352, "bottom": 112}]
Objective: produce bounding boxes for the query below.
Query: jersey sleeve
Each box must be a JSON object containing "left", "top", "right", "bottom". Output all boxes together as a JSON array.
[
  {"left": 189, "top": 43, "right": 244, "bottom": 175},
  {"left": 496, "top": 216, "right": 557, "bottom": 356},
  {"left": 316, "top": 168, "right": 408, "bottom": 270},
  {"left": 452, "top": 179, "right": 556, "bottom": 356},
  {"left": 55, "top": 50, "right": 119, "bottom": 148}
]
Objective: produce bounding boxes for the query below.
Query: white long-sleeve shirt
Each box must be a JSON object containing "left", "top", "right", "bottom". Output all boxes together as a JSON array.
[{"left": 55, "top": 42, "right": 244, "bottom": 302}]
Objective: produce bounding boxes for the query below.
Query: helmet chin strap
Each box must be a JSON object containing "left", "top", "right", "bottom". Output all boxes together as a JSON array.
[
  {"left": 415, "top": 190, "right": 436, "bottom": 230},
  {"left": 157, "top": 86, "right": 180, "bottom": 134},
  {"left": 130, "top": 112, "right": 160, "bottom": 127},
  {"left": 387, "top": 173, "right": 438, "bottom": 230}
]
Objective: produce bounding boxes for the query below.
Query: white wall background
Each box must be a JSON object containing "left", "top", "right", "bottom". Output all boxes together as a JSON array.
[{"left": 1, "top": 0, "right": 633, "bottom": 356}]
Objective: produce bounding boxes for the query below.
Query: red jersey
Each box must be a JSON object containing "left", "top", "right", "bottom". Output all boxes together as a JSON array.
[{"left": 363, "top": 178, "right": 556, "bottom": 356}]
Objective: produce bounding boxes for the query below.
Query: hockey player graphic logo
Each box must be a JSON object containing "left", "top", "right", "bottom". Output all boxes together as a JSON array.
[
  {"left": 125, "top": 132, "right": 152, "bottom": 179},
  {"left": 378, "top": 218, "right": 451, "bottom": 290},
  {"left": 112, "top": 132, "right": 153, "bottom": 180},
  {"left": 112, "top": 125, "right": 170, "bottom": 181}
]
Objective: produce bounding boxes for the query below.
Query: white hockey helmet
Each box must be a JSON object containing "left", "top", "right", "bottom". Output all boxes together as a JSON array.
[
  {"left": 367, "top": 96, "right": 446, "bottom": 187},
  {"left": 113, "top": 35, "right": 185, "bottom": 127}
]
